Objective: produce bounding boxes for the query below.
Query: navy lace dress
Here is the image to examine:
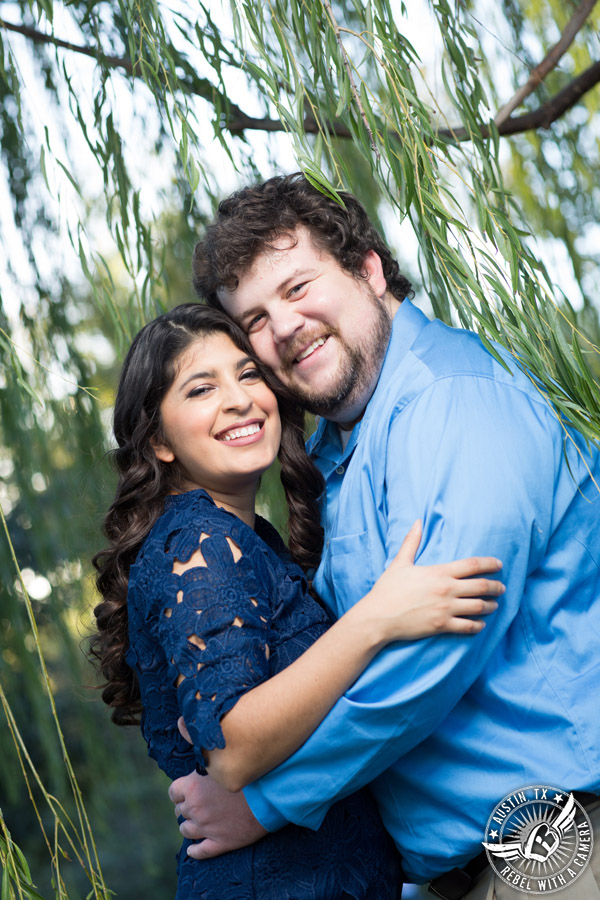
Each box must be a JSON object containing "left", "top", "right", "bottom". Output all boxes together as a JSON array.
[{"left": 126, "top": 489, "right": 401, "bottom": 900}]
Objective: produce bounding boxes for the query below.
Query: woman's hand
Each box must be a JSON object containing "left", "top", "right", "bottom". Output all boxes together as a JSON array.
[
  {"left": 173, "top": 522, "right": 504, "bottom": 792},
  {"left": 362, "top": 521, "right": 504, "bottom": 644}
]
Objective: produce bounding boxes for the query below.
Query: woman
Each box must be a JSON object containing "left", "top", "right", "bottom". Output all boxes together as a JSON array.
[{"left": 91, "top": 304, "right": 503, "bottom": 899}]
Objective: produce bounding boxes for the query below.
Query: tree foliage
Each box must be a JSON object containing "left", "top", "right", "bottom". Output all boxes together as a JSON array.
[{"left": 0, "top": 0, "right": 599, "bottom": 895}]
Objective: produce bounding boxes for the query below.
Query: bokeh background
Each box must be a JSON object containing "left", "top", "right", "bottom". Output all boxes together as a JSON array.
[{"left": 1, "top": 1, "right": 599, "bottom": 896}]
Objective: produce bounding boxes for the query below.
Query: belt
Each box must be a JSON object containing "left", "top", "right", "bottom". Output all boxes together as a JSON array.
[{"left": 427, "top": 791, "right": 599, "bottom": 900}]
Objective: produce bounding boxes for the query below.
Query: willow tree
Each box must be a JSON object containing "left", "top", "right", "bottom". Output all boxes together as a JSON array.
[{"left": 1, "top": 1, "right": 599, "bottom": 896}]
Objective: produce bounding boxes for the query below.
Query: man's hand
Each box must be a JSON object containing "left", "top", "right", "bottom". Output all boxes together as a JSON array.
[{"left": 168, "top": 769, "right": 269, "bottom": 860}]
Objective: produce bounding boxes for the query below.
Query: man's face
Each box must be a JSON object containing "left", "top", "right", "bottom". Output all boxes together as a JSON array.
[{"left": 217, "top": 228, "right": 394, "bottom": 424}]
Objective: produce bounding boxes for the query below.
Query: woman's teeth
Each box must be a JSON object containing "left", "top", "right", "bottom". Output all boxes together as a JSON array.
[{"left": 221, "top": 423, "right": 261, "bottom": 441}]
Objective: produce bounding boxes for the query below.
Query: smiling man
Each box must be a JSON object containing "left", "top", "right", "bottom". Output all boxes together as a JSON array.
[
  {"left": 168, "top": 174, "right": 600, "bottom": 899},
  {"left": 211, "top": 225, "right": 395, "bottom": 427}
]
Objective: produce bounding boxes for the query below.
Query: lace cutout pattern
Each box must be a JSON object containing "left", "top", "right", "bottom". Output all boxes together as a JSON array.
[
  {"left": 126, "top": 490, "right": 402, "bottom": 899},
  {"left": 129, "top": 494, "right": 283, "bottom": 774}
]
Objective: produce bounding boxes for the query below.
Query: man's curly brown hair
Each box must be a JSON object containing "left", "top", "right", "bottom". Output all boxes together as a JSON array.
[{"left": 193, "top": 172, "right": 413, "bottom": 306}]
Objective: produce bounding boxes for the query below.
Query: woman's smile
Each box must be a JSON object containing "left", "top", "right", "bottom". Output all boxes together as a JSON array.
[
  {"left": 152, "top": 331, "right": 281, "bottom": 503},
  {"left": 214, "top": 418, "right": 265, "bottom": 444}
]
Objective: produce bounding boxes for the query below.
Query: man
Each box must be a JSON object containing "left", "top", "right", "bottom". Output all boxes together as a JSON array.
[{"left": 169, "top": 174, "right": 600, "bottom": 898}]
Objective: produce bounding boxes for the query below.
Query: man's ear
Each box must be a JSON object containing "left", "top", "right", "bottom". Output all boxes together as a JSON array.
[
  {"left": 361, "top": 250, "right": 387, "bottom": 298},
  {"left": 150, "top": 437, "right": 175, "bottom": 464}
]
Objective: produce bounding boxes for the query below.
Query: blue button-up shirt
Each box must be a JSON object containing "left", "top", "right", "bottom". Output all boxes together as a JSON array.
[{"left": 243, "top": 300, "right": 600, "bottom": 882}]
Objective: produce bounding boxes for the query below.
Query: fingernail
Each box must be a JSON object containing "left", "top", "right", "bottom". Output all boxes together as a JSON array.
[{"left": 495, "top": 559, "right": 502, "bottom": 568}]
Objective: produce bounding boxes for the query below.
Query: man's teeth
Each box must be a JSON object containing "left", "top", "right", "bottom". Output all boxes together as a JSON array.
[
  {"left": 296, "top": 336, "right": 326, "bottom": 362},
  {"left": 221, "top": 423, "right": 261, "bottom": 441}
]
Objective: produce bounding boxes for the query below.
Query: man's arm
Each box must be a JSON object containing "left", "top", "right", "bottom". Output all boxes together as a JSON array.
[
  {"left": 242, "top": 376, "right": 555, "bottom": 830},
  {"left": 171, "top": 376, "right": 557, "bottom": 854}
]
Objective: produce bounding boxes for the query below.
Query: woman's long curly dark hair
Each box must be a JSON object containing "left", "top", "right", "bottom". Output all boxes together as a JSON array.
[{"left": 90, "top": 303, "right": 324, "bottom": 726}]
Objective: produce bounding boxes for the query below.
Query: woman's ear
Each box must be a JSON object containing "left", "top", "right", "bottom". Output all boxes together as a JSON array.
[{"left": 150, "top": 437, "right": 175, "bottom": 464}]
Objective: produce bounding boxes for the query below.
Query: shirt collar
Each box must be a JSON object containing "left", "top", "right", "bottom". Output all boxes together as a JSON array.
[{"left": 360, "top": 298, "right": 429, "bottom": 429}]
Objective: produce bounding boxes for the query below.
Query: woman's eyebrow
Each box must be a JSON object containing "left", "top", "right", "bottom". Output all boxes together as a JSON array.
[{"left": 178, "top": 357, "right": 254, "bottom": 391}]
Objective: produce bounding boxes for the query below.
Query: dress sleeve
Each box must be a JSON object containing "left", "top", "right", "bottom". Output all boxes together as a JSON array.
[{"left": 154, "top": 508, "right": 272, "bottom": 774}]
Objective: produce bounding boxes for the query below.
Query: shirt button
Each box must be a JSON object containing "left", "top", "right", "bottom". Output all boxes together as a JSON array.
[{"left": 335, "top": 465, "right": 345, "bottom": 475}]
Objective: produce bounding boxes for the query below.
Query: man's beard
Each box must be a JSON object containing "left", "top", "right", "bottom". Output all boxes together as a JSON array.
[{"left": 280, "top": 289, "right": 392, "bottom": 420}]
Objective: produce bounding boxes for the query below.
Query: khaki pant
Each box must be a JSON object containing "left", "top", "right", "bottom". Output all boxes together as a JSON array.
[{"left": 463, "top": 802, "right": 600, "bottom": 900}]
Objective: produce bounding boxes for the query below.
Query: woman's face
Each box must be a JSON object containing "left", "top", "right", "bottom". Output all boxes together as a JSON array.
[{"left": 153, "top": 331, "right": 281, "bottom": 497}]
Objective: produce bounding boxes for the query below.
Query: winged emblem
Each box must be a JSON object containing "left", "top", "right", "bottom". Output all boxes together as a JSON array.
[{"left": 483, "top": 793, "right": 577, "bottom": 864}]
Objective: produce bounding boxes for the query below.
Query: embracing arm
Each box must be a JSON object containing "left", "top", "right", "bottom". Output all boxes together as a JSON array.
[
  {"left": 241, "top": 376, "right": 556, "bottom": 832},
  {"left": 174, "top": 521, "right": 502, "bottom": 793}
]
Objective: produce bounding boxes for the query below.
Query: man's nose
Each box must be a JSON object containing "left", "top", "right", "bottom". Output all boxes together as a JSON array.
[{"left": 270, "top": 302, "right": 304, "bottom": 345}]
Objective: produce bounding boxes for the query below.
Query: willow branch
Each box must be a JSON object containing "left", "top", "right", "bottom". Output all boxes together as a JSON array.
[
  {"left": 2, "top": 17, "right": 598, "bottom": 145},
  {"left": 321, "top": 0, "right": 380, "bottom": 158},
  {"left": 0, "top": 17, "right": 135, "bottom": 73},
  {"left": 0, "top": 17, "right": 273, "bottom": 131},
  {"left": 226, "top": 111, "right": 351, "bottom": 137},
  {"left": 439, "top": 60, "right": 600, "bottom": 142},
  {"left": 0, "top": 15, "right": 355, "bottom": 139},
  {"left": 494, "top": 0, "right": 599, "bottom": 126}
]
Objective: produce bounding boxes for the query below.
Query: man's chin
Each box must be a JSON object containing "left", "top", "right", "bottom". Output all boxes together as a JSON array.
[{"left": 290, "top": 380, "right": 358, "bottom": 419}]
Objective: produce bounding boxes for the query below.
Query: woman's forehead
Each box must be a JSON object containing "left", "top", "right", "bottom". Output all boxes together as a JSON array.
[{"left": 172, "top": 331, "right": 246, "bottom": 379}]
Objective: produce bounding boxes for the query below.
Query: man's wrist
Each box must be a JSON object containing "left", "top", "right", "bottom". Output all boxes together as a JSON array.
[{"left": 242, "top": 781, "right": 288, "bottom": 832}]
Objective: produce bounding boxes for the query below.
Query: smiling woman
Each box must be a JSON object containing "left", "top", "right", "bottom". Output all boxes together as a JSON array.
[
  {"left": 90, "top": 303, "right": 503, "bottom": 900},
  {"left": 151, "top": 331, "right": 282, "bottom": 525}
]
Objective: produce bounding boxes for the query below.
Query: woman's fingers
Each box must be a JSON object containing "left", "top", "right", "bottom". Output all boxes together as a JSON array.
[
  {"left": 441, "top": 598, "right": 499, "bottom": 634},
  {"left": 443, "top": 556, "right": 503, "bottom": 578},
  {"left": 450, "top": 577, "right": 505, "bottom": 598},
  {"left": 394, "top": 519, "right": 422, "bottom": 566},
  {"left": 445, "top": 617, "right": 487, "bottom": 634},
  {"left": 451, "top": 597, "right": 499, "bottom": 616}
]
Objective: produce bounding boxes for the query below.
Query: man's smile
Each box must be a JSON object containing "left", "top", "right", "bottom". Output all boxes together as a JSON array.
[{"left": 294, "top": 335, "right": 329, "bottom": 364}]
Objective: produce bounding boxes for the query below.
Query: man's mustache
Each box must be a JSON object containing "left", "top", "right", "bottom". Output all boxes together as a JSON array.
[{"left": 279, "top": 328, "right": 339, "bottom": 372}]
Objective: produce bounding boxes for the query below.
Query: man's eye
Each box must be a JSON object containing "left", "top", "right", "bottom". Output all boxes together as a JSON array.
[
  {"left": 288, "top": 282, "right": 306, "bottom": 297},
  {"left": 246, "top": 313, "right": 266, "bottom": 332}
]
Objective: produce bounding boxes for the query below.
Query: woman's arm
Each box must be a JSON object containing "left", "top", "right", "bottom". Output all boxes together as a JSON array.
[{"left": 176, "top": 521, "right": 503, "bottom": 792}]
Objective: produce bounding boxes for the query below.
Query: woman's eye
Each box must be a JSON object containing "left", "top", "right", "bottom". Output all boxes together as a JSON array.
[
  {"left": 241, "top": 368, "right": 261, "bottom": 382},
  {"left": 188, "top": 386, "right": 210, "bottom": 398}
]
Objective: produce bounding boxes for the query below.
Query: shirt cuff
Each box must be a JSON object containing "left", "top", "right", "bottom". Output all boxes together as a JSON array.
[{"left": 243, "top": 780, "right": 290, "bottom": 832}]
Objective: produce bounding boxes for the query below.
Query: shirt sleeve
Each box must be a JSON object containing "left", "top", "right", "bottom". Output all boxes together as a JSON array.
[
  {"left": 243, "top": 374, "right": 558, "bottom": 830},
  {"left": 154, "top": 512, "right": 272, "bottom": 774}
]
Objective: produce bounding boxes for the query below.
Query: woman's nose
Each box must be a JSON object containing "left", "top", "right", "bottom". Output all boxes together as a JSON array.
[{"left": 221, "top": 380, "right": 253, "bottom": 412}]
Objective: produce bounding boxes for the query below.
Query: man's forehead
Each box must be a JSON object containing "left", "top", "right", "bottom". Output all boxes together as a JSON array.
[
  {"left": 217, "top": 228, "right": 324, "bottom": 308},
  {"left": 249, "top": 226, "right": 323, "bottom": 269}
]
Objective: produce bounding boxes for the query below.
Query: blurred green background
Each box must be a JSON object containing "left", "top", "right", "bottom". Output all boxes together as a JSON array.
[{"left": 1, "top": 0, "right": 599, "bottom": 896}]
